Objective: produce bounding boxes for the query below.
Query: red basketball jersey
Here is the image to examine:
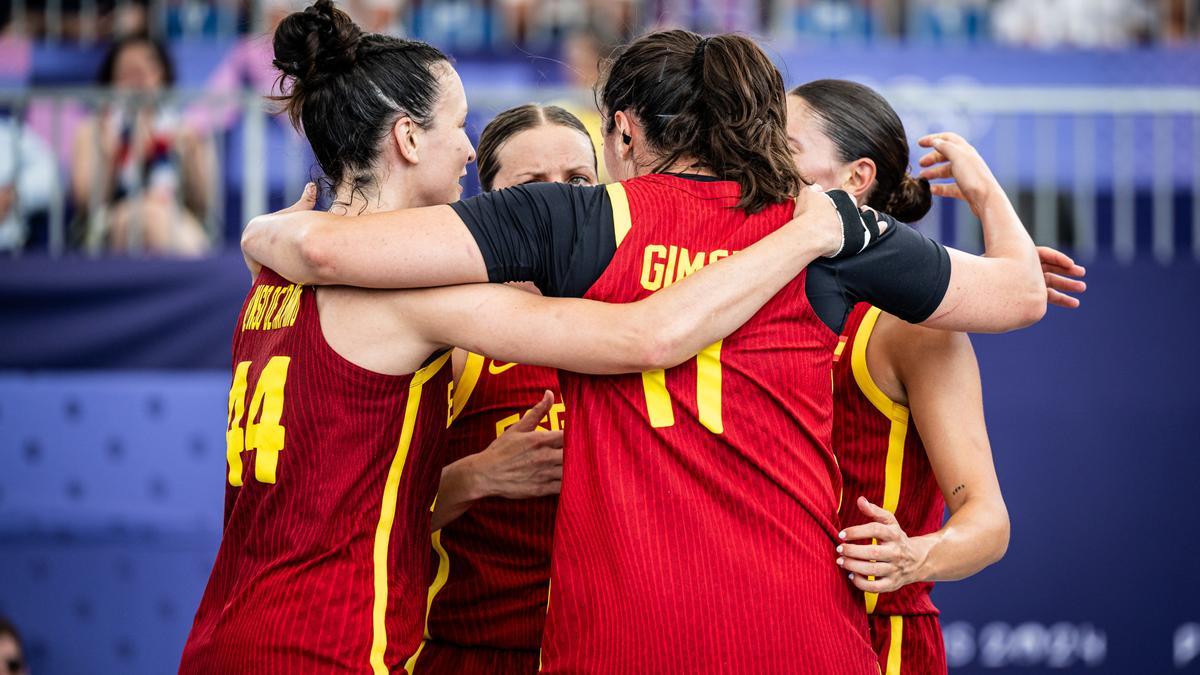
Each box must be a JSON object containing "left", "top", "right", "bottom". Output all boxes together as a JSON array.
[
  {"left": 833, "top": 303, "right": 946, "bottom": 616},
  {"left": 540, "top": 175, "right": 878, "bottom": 674},
  {"left": 180, "top": 268, "right": 452, "bottom": 674},
  {"left": 413, "top": 353, "right": 562, "bottom": 663}
]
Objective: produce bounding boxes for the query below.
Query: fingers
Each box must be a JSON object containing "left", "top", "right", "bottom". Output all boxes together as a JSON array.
[
  {"left": 1047, "top": 288, "right": 1081, "bottom": 309},
  {"left": 1045, "top": 272, "right": 1087, "bottom": 294},
  {"left": 280, "top": 182, "right": 317, "bottom": 214},
  {"left": 929, "top": 183, "right": 965, "bottom": 201},
  {"left": 837, "top": 542, "right": 889, "bottom": 562},
  {"left": 535, "top": 481, "right": 563, "bottom": 497},
  {"left": 849, "top": 574, "right": 900, "bottom": 594},
  {"left": 510, "top": 390, "right": 555, "bottom": 433},
  {"left": 856, "top": 496, "right": 897, "bottom": 525},
  {"left": 919, "top": 162, "right": 953, "bottom": 181},
  {"left": 918, "top": 148, "right": 946, "bottom": 168},
  {"left": 1037, "top": 246, "right": 1087, "bottom": 278},
  {"left": 839, "top": 521, "right": 895, "bottom": 543},
  {"left": 837, "top": 557, "right": 892, "bottom": 578}
]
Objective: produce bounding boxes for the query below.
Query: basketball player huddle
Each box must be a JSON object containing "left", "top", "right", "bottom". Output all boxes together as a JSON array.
[{"left": 179, "top": 2, "right": 1087, "bottom": 673}]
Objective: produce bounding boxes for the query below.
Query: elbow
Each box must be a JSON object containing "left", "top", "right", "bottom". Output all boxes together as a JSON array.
[
  {"left": 994, "top": 270, "right": 1047, "bottom": 332},
  {"left": 295, "top": 223, "right": 337, "bottom": 285},
  {"left": 628, "top": 321, "right": 691, "bottom": 372},
  {"left": 985, "top": 504, "right": 1012, "bottom": 567},
  {"left": 1016, "top": 289, "right": 1047, "bottom": 329}
]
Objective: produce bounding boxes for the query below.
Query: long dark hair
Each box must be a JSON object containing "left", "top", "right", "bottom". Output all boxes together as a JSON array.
[
  {"left": 476, "top": 104, "right": 594, "bottom": 191},
  {"left": 789, "top": 79, "right": 931, "bottom": 222},
  {"left": 271, "top": 0, "right": 448, "bottom": 198},
  {"left": 598, "top": 30, "right": 801, "bottom": 214}
]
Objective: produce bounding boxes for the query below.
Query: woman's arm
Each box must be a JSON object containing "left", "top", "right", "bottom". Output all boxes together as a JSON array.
[
  {"left": 241, "top": 196, "right": 489, "bottom": 287},
  {"left": 399, "top": 188, "right": 848, "bottom": 373},
  {"left": 917, "top": 133, "right": 1047, "bottom": 333},
  {"left": 837, "top": 326, "right": 1009, "bottom": 592},
  {"left": 431, "top": 391, "right": 563, "bottom": 531}
]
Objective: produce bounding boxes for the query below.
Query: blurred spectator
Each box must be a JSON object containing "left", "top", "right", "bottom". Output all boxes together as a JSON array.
[
  {"left": 0, "top": 616, "right": 28, "bottom": 675},
  {"left": 0, "top": 113, "right": 59, "bottom": 251},
  {"left": 70, "top": 34, "right": 211, "bottom": 255},
  {"left": 554, "top": 28, "right": 611, "bottom": 180},
  {"left": 992, "top": 0, "right": 1156, "bottom": 48}
]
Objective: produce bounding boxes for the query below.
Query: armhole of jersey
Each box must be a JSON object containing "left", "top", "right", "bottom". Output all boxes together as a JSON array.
[
  {"left": 448, "top": 352, "right": 485, "bottom": 424},
  {"left": 853, "top": 306, "right": 911, "bottom": 616},
  {"left": 850, "top": 306, "right": 908, "bottom": 421},
  {"left": 606, "top": 182, "right": 632, "bottom": 247}
]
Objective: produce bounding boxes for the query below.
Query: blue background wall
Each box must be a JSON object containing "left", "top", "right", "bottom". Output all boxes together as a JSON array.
[{"left": 0, "top": 255, "right": 1195, "bottom": 673}]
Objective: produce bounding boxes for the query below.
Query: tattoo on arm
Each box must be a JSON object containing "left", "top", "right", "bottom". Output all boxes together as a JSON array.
[{"left": 951, "top": 484, "right": 966, "bottom": 496}]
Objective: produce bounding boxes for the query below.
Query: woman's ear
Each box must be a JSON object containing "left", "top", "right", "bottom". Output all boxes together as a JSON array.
[
  {"left": 612, "top": 110, "right": 635, "bottom": 161},
  {"left": 393, "top": 116, "right": 420, "bottom": 164},
  {"left": 843, "top": 157, "right": 877, "bottom": 202}
]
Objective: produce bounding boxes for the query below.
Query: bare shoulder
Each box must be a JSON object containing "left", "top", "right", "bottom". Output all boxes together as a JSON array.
[
  {"left": 314, "top": 287, "right": 433, "bottom": 375},
  {"left": 875, "top": 312, "right": 976, "bottom": 383}
]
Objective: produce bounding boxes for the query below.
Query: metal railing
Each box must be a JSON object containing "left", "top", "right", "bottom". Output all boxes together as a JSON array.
[{"left": 1, "top": 84, "right": 1198, "bottom": 262}]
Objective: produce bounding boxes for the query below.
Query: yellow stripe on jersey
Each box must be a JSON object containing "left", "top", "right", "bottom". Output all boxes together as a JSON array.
[
  {"left": 607, "top": 182, "right": 633, "bottom": 247},
  {"left": 370, "top": 352, "right": 450, "bottom": 675},
  {"left": 641, "top": 369, "right": 675, "bottom": 427},
  {"left": 402, "top": 527, "right": 451, "bottom": 674},
  {"left": 696, "top": 340, "right": 724, "bottom": 434},
  {"left": 448, "top": 352, "right": 485, "bottom": 426},
  {"left": 850, "top": 307, "right": 910, "bottom": 615},
  {"left": 885, "top": 615, "right": 904, "bottom": 675}
]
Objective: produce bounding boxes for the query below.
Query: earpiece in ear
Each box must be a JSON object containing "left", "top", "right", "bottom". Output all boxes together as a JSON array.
[{"left": 622, "top": 133, "right": 632, "bottom": 145}]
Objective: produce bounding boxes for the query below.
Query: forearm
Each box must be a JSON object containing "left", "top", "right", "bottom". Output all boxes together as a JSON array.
[
  {"left": 912, "top": 497, "right": 1010, "bottom": 583},
  {"left": 640, "top": 211, "right": 833, "bottom": 366},
  {"left": 430, "top": 455, "right": 487, "bottom": 531},
  {"left": 241, "top": 206, "right": 488, "bottom": 287}
]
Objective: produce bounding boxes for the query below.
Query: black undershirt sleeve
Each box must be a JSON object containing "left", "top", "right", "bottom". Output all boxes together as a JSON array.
[
  {"left": 806, "top": 217, "right": 952, "bottom": 334},
  {"left": 449, "top": 182, "right": 617, "bottom": 298}
]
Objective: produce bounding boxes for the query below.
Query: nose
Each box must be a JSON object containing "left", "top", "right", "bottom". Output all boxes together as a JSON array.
[{"left": 466, "top": 141, "right": 477, "bottom": 165}]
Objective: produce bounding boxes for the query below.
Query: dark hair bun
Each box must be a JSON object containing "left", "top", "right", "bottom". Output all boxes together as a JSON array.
[
  {"left": 884, "top": 173, "right": 932, "bottom": 223},
  {"left": 273, "top": 0, "right": 362, "bottom": 89}
]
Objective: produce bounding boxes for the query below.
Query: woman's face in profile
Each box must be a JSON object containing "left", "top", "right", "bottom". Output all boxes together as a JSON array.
[{"left": 112, "top": 42, "right": 167, "bottom": 92}]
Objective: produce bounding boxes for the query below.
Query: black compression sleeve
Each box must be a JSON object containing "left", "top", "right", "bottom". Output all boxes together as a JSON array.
[
  {"left": 806, "top": 220, "right": 951, "bottom": 333},
  {"left": 450, "top": 182, "right": 617, "bottom": 297}
]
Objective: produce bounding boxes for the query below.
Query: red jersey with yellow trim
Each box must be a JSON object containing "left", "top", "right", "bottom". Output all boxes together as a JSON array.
[
  {"left": 416, "top": 353, "right": 562, "bottom": 657},
  {"left": 180, "top": 268, "right": 452, "bottom": 675},
  {"left": 833, "top": 302, "right": 945, "bottom": 617},
  {"left": 540, "top": 175, "right": 877, "bottom": 674}
]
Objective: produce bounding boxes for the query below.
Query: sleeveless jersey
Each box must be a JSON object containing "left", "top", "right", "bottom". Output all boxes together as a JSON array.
[
  {"left": 833, "top": 303, "right": 945, "bottom": 616},
  {"left": 180, "top": 268, "right": 452, "bottom": 674},
  {"left": 540, "top": 175, "right": 878, "bottom": 674},
  {"left": 414, "top": 353, "right": 562, "bottom": 662}
]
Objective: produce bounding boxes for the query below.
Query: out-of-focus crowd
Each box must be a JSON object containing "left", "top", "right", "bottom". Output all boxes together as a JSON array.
[{"left": 3, "top": 0, "right": 1198, "bottom": 49}]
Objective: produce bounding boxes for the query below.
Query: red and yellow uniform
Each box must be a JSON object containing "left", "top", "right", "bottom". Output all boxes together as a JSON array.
[
  {"left": 409, "top": 354, "right": 562, "bottom": 674},
  {"left": 540, "top": 176, "right": 878, "bottom": 673},
  {"left": 833, "top": 302, "right": 948, "bottom": 675},
  {"left": 180, "top": 268, "right": 451, "bottom": 674}
]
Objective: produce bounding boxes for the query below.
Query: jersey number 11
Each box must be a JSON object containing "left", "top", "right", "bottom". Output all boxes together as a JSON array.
[{"left": 641, "top": 340, "right": 723, "bottom": 434}]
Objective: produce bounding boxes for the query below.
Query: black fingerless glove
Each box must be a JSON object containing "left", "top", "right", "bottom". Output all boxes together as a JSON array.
[{"left": 824, "top": 189, "right": 883, "bottom": 259}]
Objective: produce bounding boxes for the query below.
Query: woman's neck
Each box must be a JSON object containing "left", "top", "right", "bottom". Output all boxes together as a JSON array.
[
  {"left": 331, "top": 172, "right": 421, "bottom": 216},
  {"left": 657, "top": 157, "right": 716, "bottom": 178}
]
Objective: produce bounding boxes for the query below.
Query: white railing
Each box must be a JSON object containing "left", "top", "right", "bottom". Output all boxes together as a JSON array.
[{"left": 1, "top": 84, "right": 1198, "bottom": 262}]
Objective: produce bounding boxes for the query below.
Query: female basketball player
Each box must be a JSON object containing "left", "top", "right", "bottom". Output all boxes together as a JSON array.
[
  {"left": 787, "top": 79, "right": 1086, "bottom": 674},
  {"left": 179, "top": 7, "right": 876, "bottom": 673},
  {"left": 413, "top": 104, "right": 599, "bottom": 674},
  {"left": 241, "top": 29, "right": 1049, "bottom": 673}
]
